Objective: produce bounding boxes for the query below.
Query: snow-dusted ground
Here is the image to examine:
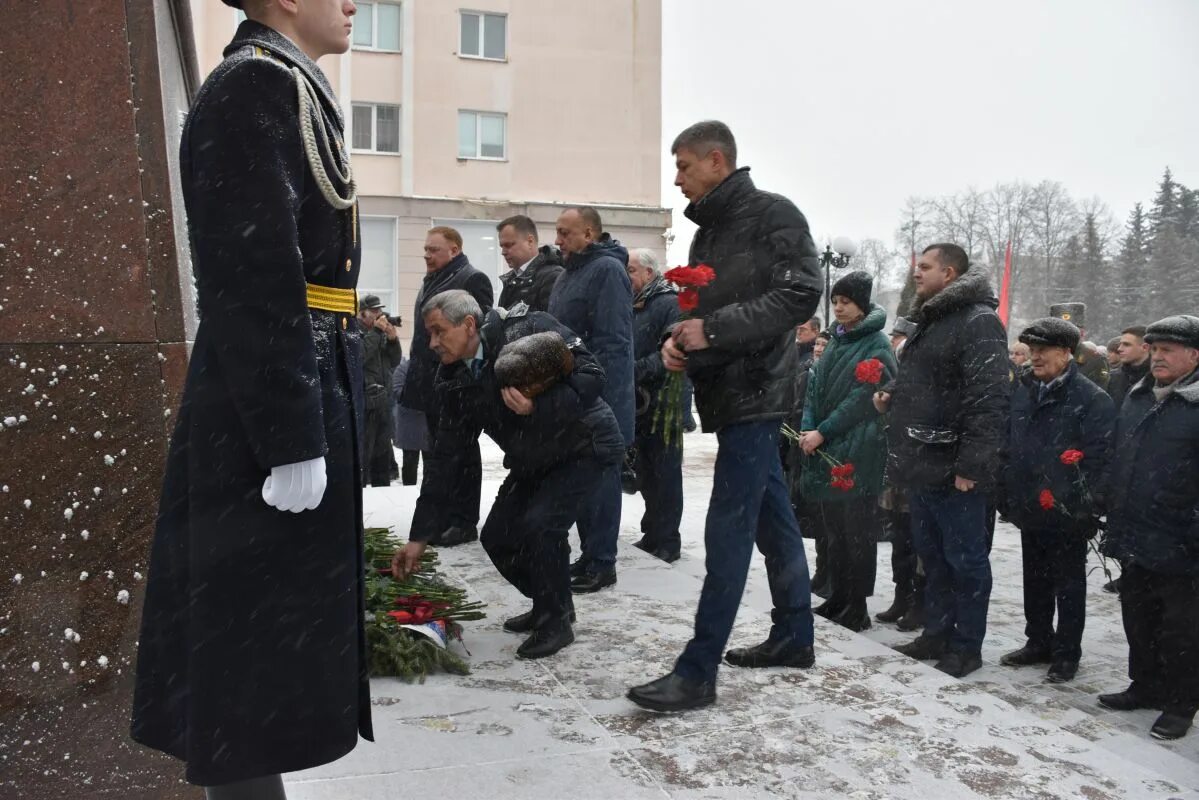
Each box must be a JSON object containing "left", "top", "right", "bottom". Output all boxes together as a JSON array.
[{"left": 287, "top": 432, "right": 1199, "bottom": 799}]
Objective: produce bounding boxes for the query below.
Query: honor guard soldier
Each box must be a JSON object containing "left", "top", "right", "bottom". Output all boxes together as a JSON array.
[
  {"left": 1049, "top": 302, "right": 1110, "bottom": 389},
  {"left": 132, "top": 3, "right": 373, "bottom": 798}
]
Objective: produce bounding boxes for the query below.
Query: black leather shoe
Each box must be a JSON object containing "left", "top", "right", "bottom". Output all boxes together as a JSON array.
[
  {"left": 1098, "top": 686, "right": 1160, "bottom": 712},
  {"left": 1102, "top": 577, "right": 1122, "bottom": 594},
  {"left": 1150, "top": 710, "right": 1194, "bottom": 740},
  {"left": 516, "top": 620, "right": 575, "bottom": 659},
  {"left": 893, "top": 634, "right": 947, "bottom": 661},
  {"left": 569, "top": 557, "right": 589, "bottom": 578},
  {"left": 1046, "top": 660, "right": 1079, "bottom": 683},
  {"left": 896, "top": 604, "right": 925, "bottom": 632},
  {"left": 632, "top": 537, "right": 651, "bottom": 553},
  {"left": 875, "top": 594, "right": 910, "bottom": 624},
  {"left": 813, "top": 599, "right": 845, "bottom": 620},
  {"left": 935, "top": 651, "right": 983, "bottom": 678},
  {"left": 833, "top": 606, "right": 872, "bottom": 633},
  {"left": 571, "top": 568, "right": 617, "bottom": 594},
  {"left": 503, "top": 608, "right": 576, "bottom": 634},
  {"left": 999, "top": 644, "right": 1053, "bottom": 667},
  {"left": 627, "top": 673, "right": 716, "bottom": 712},
  {"left": 810, "top": 571, "right": 830, "bottom": 599},
  {"left": 649, "top": 546, "right": 680, "bottom": 564},
  {"left": 436, "top": 526, "right": 478, "bottom": 547},
  {"left": 725, "top": 640, "right": 815, "bottom": 669}
]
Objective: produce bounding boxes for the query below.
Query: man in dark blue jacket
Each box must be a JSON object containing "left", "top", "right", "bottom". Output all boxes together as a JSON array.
[
  {"left": 627, "top": 121, "right": 822, "bottom": 712},
  {"left": 400, "top": 226, "right": 494, "bottom": 546},
  {"left": 998, "top": 318, "right": 1114, "bottom": 684},
  {"left": 548, "top": 207, "right": 635, "bottom": 592},
  {"left": 1098, "top": 315, "right": 1199, "bottom": 741},
  {"left": 393, "top": 291, "right": 625, "bottom": 660},
  {"left": 627, "top": 248, "right": 683, "bottom": 563}
]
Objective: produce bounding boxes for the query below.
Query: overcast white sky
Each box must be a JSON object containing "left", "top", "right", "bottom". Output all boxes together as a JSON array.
[{"left": 660, "top": 0, "right": 1199, "bottom": 265}]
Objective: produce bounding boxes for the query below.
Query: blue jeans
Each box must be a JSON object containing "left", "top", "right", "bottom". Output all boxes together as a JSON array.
[
  {"left": 578, "top": 464, "right": 621, "bottom": 569},
  {"left": 910, "top": 488, "right": 993, "bottom": 654},
  {"left": 675, "top": 420, "right": 814, "bottom": 683}
]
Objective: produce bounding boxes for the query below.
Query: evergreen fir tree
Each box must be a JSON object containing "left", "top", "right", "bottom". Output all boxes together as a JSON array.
[
  {"left": 1176, "top": 185, "right": 1199, "bottom": 242},
  {"left": 1079, "top": 213, "right": 1112, "bottom": 336},
  {"left": 1147, "top": 167, "right": 1180, "bottom": 247},
  {"left": 1115, "top": 203, "right": 1149, "bottom": 327}
]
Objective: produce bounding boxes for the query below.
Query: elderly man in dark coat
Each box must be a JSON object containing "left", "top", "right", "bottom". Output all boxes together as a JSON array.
[
  {"left": 400, "top": 226, "right": 494, "bottom": 546},
  {"left": 627, "top": 121, "right": 822, "bottom": 712},
  {"left": 131, "top": 8, "right": 372, "bottom": 796},
  {"left": 1099, "top": 315, "right": 1199, "bottom": 741},
  {"left": 627, "top": 247, "right": 684, "bottom": 563},
  {"left": 548, "top": 206, "right": 635, "bottom": 592},
  {"left": 878, "top": 244, "right": 1010, "bottom": 679},
  {"left": 392, "top": 291, "right": 624, "bottom": 660},
  {"left": 998, "top": 318, "right": 1114, "bottom": 684}
]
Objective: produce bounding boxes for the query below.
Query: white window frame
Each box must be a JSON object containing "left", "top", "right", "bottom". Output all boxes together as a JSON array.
[
  {"left": 458, "top": 10, "right": 508, "bottom": 61},
  {"left": 351, "top": 103, "right": 402, "bottom": 155},
  {"left": 352, "top": 1, "right": 403, "bottom": 53},
  {"left": 457, "top": 110, "right": 507, "bottom": 161},
  {"left": 358, "top": 216, "right": 399, "bottom": 314}
]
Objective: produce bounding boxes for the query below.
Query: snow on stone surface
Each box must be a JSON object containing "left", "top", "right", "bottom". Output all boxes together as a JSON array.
[{"left": 283, "top": 434, "right": 1199, "bottom": 800}]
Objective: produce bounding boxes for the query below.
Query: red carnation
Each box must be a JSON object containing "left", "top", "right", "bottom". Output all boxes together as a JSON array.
[
  {"left": 678, "top": 289, "right": 699, "bottom": 312},
  {"left": 664, "top": 264, "right": 716, "bottom": 289},
  {"left": 855, "top": 358, "right": 885, "bottom": 384},
  {"left": 831, "top": 477, "right": 856, "bottom": 492},
  {"left": 1039, "top": 489, "right": 1056, "bottom": 511},
  {"left": 830, "top": 463, "right": 856, "bottom": 479},
  {"left": 1060, "top": 449, "right": 1084, "bottom": 466}
]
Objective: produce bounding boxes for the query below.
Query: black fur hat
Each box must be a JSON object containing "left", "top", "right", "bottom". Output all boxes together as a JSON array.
[
  {"left": 1019, "top": 318, "right": 1081, "bottom": 352},
  {"left": 1144, "top": 315, "right": 1199, "bottom": 350}
]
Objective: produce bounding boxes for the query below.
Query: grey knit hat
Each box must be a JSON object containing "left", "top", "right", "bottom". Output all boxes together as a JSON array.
[
  {"left": 1019, "top": 317, "right": 1081, "bottom": 351},
  {"left": 890, "top": 317, "right": 917, "bottom": 337},
  {"left": 1144, "top": 315, "right": 1199, "bottom": 350}
]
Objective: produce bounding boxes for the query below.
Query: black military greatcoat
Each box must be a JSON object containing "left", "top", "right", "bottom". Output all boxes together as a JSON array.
[{"left": 131, "top": 21, "right": 373, "bottom": 786}]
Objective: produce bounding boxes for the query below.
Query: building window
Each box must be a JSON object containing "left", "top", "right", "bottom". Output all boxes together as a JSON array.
[
  {"left": 359, "top": 217, "right": 397, "bottom": 313},
  {"left": 351, "top": 103, "right": 400, "bottom": 153},
  {"left": 457, "top": 111, "right": 506, "bottom": 160},
  {"left": 353, "top": 2, "right": 402, "bottom": 51},
  {"left": 459, "top": 11, "right": 506, "bottom": 60}
]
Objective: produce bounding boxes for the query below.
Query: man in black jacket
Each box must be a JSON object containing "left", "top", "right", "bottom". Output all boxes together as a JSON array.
[
  {"left": 497, "top": 215, "right": 564, "bottom": 311},
  {"left": 399, "top": 226, "right": 494, "bottom": 546},
  {"left": 998, "top": 318, "right": 1114, "bottom": 684},
  {"left": 627, "top": 121, "right": 822, "bottom": 712},
  {"left": 1098, "top": 315, "right": 1199, "bottom": 741},
  {"left": 876, "top": 244, "right": 1010, "bottom": 679},
  {"left": 627, "top": 247, "right": 683, "bottom": 563},
  {"left": 392, "top": 291, "right": 624, "bottom": 660},
  {"left": 1107, "top": 325, "right": 1151, "bottom": 413},
  {"left": 358, "top": 294, "right": 403, "bottom": 487}
]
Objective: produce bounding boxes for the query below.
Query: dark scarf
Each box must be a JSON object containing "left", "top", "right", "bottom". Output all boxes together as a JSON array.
[{"left": 634, "top": 274, "right": 674, "bottom": 309}]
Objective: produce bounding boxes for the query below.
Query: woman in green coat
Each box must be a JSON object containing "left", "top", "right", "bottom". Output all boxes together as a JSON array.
[{"left": 798, "top": 272, "right": 897, "bottom": 631}]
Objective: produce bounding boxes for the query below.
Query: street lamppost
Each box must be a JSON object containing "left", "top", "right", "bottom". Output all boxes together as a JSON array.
[{"left": 820, "top": 236, "right": 858, "bottom": 325}]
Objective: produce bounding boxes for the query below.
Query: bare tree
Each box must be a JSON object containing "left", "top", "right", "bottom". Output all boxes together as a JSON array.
[
  {"left": 893, "top": 197, "right": 929, "bottom": 316},
  {"left": 1027, "top": 180, "right": 1080, "bottom": 290},
  {"left": 853, "top": 238, "right": 903, "bottom": 290},
  {"left": 929, "top": 188, "right": 986, "bottom": 262}
]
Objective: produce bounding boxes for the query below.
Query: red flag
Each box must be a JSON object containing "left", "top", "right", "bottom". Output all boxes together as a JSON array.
[{"left": 997, "top": 241, "right": 1013, "bottom": 327}]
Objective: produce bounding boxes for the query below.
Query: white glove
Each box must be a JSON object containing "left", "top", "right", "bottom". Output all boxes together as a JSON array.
[{"left": 262, "top": 456, "right": 327, "bottom": 513}]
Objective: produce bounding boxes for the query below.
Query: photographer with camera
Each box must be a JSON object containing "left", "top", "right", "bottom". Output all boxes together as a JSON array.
[{"left": 359, "top": 295, "right": 403, "bottom": 487}]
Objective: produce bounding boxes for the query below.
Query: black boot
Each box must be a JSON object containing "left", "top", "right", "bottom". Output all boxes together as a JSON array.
[
  {"left": 874, "top": 590, "right": 910, "bottom": 624},
  {"left": 569, "top": 557, "right": 589, "bottom": 578},
  {"left": 503, "top": 607, "right": 576, "bottom": 634},
  {"left": 1098, "top": 684, "right": 1161, "bottom": 712},
  {"left": 999, "top": 643, "right": 1052, "bottom": 667},
  {"left": 810, "top": 570, "right": 830, "bottom": 599},
  {"left": 1150, "top": 709, "right": 1195, "bottom": 740},
  {"left": 813, "top": 598, "right": 846, "bottom": 620},
  {"left": 436, "top": 526, "right": 478, "bottom": 547},
  {"left": 571, "top": 567, "right": 617, "bottom": 594},
  {"left": 896, "top": 581, "right": 925, "bottom": 632},
  {"left": 724, "top": 639, "right": 815, "bottom": 669},
  {"left": 893, "top": 634, "right": 947, "bottom": 661},
  {"left": 627, "top": 673, "right": 716, "bottom": 712},
  {"left": 516, "top": 616, "right": 575, "bottom": 659},
  {"left": 832, "top": 599, "right": 871, "bottom": 632}
]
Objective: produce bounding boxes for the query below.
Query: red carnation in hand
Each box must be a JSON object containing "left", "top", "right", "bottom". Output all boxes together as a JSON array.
[
  {"left": 677, "top": 289, "right": 700, "bottom": 312},
  {"left": 1060, "top": 449, "right": 1084, "bottom": 466},
  {"left": 1039, "top": 489, "right": 1056, "bottom": 511},
  {"left": 664, "top": 264, "right": 716, "bottom": 289},
  {"left": 831, "top": 463, "right": 856, "bottom": 479},
  {"left": 855, "top": 358, "right": 885, "bottom": 384}
]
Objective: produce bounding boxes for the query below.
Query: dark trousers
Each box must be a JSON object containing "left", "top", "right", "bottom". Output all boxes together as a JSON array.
[
  {"left": 888, "top": 509, "right": 916, "bottom": 591},
  {"left": 819, "top": 500, "right": 878, "bottom": 602},
  {"left": 675, "top": 420, "right": 814, "bottom": 684},
  {"left": 1019, "top": 526, "right": 1087, "bottom": 662},
  {"left": 401, "top": 449, "right": 422, "bottom": 486},
  {"left": 481, "top": 457, "right": 603, "bottom": 620},
  {"left": 635, "top": 430, "right": 683, "bottom": 553},
  {"left": 425, "top": 409, "right": 480, "bottom": 528},
  {"left": 1120, "top": 563, "right": 1199, "bottom": 714},
  {"left": 910, "top": 488, "right": 993, "bottom": 655},
  {"left": 578, "top": 464, "right": 622, "bottom": 569},
  {"left": 363, "top": 408, "right": 393, "bottom": 488}
]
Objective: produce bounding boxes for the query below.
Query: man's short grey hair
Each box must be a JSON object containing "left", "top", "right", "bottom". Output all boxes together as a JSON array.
[
  {"left": 631, "top": 248, "right": 660, "bottom": 275},
  {"left": 421, "top": 289, "right": 481, "bottom": 326},
  {"left": 671, "top": 120, "right": 737, "bottom": 168}
]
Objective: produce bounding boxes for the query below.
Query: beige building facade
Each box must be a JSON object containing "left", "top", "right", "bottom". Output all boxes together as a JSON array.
[{"left": 189, "top": 0, "right": 669, "bottom": 335}]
